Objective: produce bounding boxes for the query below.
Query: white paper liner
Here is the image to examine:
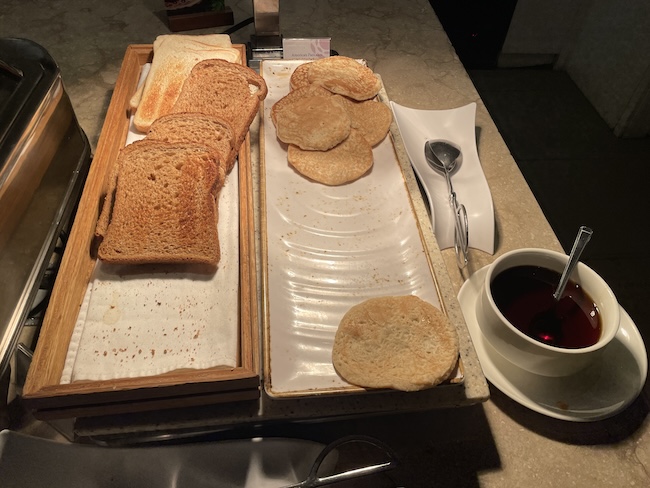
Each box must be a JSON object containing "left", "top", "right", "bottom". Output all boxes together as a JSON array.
[{"left": 60, "top": 63, "right": 239, "bottom": 383}]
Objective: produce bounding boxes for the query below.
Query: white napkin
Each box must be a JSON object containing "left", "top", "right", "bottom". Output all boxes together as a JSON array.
[
  {"left": 391, "top": 102, "right": 495, "bottom": 254},
  {"left": 61, "top": 174, "right": 239, "bottom": 382},
  {"left": 60, "top": 63, "right": 239, "bottom": 383}
]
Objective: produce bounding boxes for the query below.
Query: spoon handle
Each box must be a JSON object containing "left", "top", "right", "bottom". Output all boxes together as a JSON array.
[{"left": 553, "top": 226, "right": 593, "bottom": 300}]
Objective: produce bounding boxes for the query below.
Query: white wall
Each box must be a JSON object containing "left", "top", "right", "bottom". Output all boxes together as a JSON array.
[
  {"left": 501, "top": 0, "right": 650, "bottom": 137},
  {"left": 501, "top": 0, "right": 585, "bottom": 58}
]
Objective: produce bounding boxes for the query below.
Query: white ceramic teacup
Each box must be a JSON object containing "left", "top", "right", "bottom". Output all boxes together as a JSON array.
[{"left": 477, "top": 248, "right": 620, "bottom": 377}]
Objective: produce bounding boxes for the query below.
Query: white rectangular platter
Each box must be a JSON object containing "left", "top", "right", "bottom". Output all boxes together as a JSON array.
[{"left": 260, "top": 60, "right": 460, "bottom": 398}]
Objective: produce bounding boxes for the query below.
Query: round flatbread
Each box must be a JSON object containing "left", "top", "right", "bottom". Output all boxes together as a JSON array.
[
  {"left": 287, "top": 129, "right": 373, "bottom": 185},
  {"left": 332, "top": 95, "right": 392, "bottom": 146},
  {"left": 271, "top": 85, "right": 333, "bottom": 126},
  {"left": 332, "top": 295, "right": 459, "bottom": 391},
  {"left": 305, "top": 56, "right": 382, "bottom": 101},
  {"left": 275, "top": 95, "right": 351, "bottom": 151},
  {"left": 289, "top": 63, "right": 311, "bottom": 90}
]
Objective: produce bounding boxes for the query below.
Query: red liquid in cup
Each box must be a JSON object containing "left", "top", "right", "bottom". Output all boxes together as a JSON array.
[{"left": 490, "top": 265, "right": 601, "bottom": 348}]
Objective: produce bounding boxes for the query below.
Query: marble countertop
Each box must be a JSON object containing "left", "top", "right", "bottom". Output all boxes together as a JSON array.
[{"left": 3, "top": 0, "right": 649, "bottom": 486}]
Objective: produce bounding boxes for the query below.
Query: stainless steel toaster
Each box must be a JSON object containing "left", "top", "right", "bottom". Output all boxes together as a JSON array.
[{"left": 0, "top": 38, "right": 91, "bottom": 378}]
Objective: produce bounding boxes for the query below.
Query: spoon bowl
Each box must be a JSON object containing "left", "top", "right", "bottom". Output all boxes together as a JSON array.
[{"left": 424, "top": 140, "right": 461, "bottom": 176}]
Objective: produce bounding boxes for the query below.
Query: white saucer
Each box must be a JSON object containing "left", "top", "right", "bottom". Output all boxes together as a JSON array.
[{"left": 459, "top": 266, "right": 648, "bottom": 422}]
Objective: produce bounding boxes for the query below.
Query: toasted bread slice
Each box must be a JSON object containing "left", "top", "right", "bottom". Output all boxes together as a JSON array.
[
  {"left": 132, "top": 34, "right": 241, "bottom": 132},
  {"left": 171, "top": 58, "right": 268, "bottom": 152},
  {"left": 96, "top": 140, "right": 224, "bottom": 266},
  {"left": 147, "top": 112, "right": 237, "bottom": 174}
]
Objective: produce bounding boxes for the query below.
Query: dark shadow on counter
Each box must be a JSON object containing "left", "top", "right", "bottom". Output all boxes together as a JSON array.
[
  {"left": 201, "top": 404, "right": 501, "bottom": 488},
  {"left": 488, "top": 383, "right": 650, "bottom": 445}
]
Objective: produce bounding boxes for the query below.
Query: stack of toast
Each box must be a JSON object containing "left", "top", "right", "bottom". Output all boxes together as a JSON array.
[{"left": 95, "top": 35, "right": 267, "bottom": 268}]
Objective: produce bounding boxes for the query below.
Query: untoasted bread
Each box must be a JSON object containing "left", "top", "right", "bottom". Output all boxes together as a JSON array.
[
  {"left": 96, "top": 140, "right": 224, "bottom": 266},
  {"left": 131, "top": 34, "right": 241, "bottom": 132}
]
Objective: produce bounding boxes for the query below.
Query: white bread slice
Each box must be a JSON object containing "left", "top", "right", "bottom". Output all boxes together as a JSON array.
[
  {"left": 171, "top": 59, "right": 268, "bottom": 151},
  {"left": 129, "top": 77, "right": 145, "bottom": 112},
  {"left": 132, "top": 34, "right": 241, "bottom": 132},
  {"left": 147, "top": 112, "right": 238, "bottom": 174},
  {"left": 96, "top": 140, "right": 224, "bottom": 267}
]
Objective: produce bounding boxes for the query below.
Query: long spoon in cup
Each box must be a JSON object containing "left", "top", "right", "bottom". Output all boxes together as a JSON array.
[{"left": 531, "top": 226, "right": 593, "bottom": 345}]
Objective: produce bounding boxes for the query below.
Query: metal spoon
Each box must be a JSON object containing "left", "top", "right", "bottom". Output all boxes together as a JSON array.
[
  {"left": 283, "top": 435, "right": 398, "bottom": 487},
  {"left": 530, "top": 226, "right": 593, "bottom": 345},
  {"left": 424, "top": 140, "right": 461, "bottom": 194},
  {"left": 553, "top": 226, "right": 593, "bottom": 301},
  {"left": 424, "top": 140, "right": 469, "bottom": 268}
]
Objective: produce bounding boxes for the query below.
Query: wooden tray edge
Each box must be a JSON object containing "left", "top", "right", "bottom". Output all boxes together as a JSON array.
[{"left": 23, "top": 44, "right": 260, "bottom": 412}]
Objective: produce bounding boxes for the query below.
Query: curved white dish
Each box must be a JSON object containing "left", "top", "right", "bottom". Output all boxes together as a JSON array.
[
  {"left": 391, "top": 102, "right": 495, "bottom": 254},
  {"left": 261, "top": 60, "right": 444, "bottom": 397},
  {"left": 459, "top": 266, "right": 648, "bottom": 421}
]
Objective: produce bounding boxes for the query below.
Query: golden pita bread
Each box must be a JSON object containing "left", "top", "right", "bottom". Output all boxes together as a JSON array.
[
  {"left": 332, "top": 95, "right": 392, "bottom": 146},
  {"left": 275, "top": 95, "right": 351, "bottom": 151},
  {"left": 287, "top": 129, "right": 373, "bottom": 185},
  {"left": 289, "top": 63, "right": 311, "bottom": 91},
  {"left": 271, "top": 85, "right": 333, "bottom": 126},
  {"left": 332, "top": 295, "right": 459, "bottom": 391},
  {"left": 304, "top": 56, "right": 382, "bottom": 101}
]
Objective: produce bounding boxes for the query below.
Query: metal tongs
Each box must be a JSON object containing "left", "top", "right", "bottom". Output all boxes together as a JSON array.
[
  {"left": 282, "top": 435, "right": 399, "bottom": 487},
  {"left": 424, "top": 140, "right": 469, "bottom": 268}
]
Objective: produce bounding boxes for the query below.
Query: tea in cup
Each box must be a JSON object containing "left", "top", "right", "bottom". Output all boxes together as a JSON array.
[{"left": 477, "top": 248, "right": 620, "bottom": 377}]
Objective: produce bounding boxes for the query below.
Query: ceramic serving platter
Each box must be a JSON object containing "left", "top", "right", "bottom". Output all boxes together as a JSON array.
[{"left": 260, "top": 60, "right": 462, "bottom": 398}]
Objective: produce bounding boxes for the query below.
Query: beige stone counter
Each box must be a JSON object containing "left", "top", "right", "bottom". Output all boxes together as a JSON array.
[{"left": 3, "top": 0, "right": 649, "bottom": 486}]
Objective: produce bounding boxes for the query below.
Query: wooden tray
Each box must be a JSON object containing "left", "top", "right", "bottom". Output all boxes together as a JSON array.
[{"left": 23, "top": 44, "right": 260, "bottom": 420}]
